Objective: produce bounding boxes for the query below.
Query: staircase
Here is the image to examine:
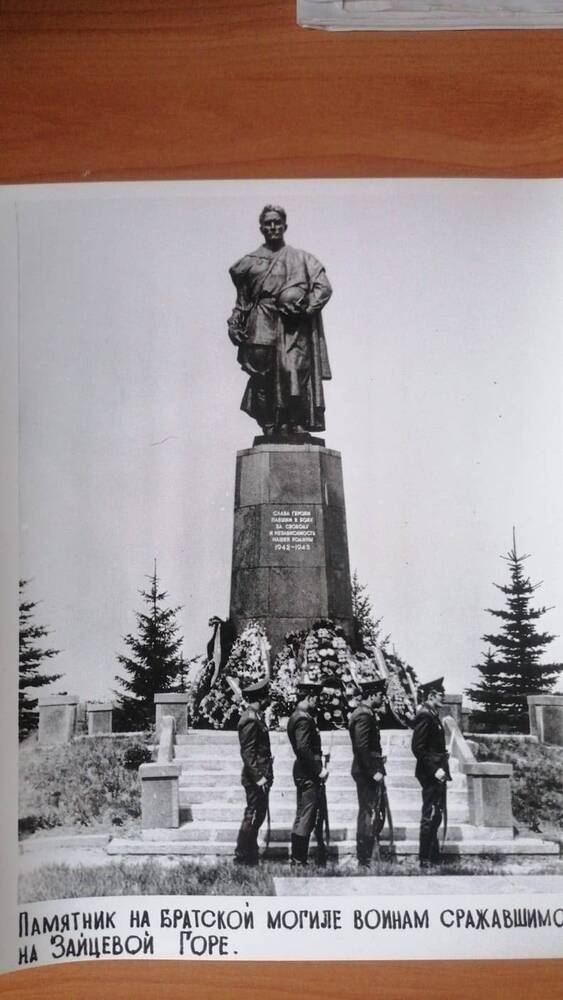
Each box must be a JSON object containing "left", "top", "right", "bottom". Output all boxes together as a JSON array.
[{"left": 108, "top": 727, "right": 558, "bottom": 859}]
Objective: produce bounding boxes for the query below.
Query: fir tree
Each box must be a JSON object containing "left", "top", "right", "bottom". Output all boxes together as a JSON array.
[
  {"left": 351, "top": 571, "right": 388, "bottom": 652},
  {"left": 114, "top": 564, "right": 184, "bottom": 730},
  {"left": 19, "top": 579, "right": 63, "bottom": 740},
  {"left": 466, "top": 530, "right": 563, "bottom": 731}
]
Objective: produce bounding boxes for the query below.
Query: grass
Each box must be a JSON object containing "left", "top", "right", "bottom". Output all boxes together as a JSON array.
[
  {"left": 19, "top": 853, "right": 563, "bottom": 903},
  {"left": 19, "top": 734, "right": 151, "bottom": 835}
]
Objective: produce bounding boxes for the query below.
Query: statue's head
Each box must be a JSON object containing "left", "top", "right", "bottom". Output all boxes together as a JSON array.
[
  {"left": 259, "top": 205, "right": 287, "bottom": 248},
  {"left": 259, "top": 204, "right": 287, "bottom": 226}
]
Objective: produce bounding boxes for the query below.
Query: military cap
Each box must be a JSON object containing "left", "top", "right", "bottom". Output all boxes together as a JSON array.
[
  {"left": 296, "top": 678, "right": 323, "bottom": 695},
  {"left": 241, "top": 677, "right": 270, "bottom": 700},
  {"left": 359, "top": 677, "right": 387, "bottom": 697},
  {"left": 418, "top": 677, "right": 445, "bottom": 701}
]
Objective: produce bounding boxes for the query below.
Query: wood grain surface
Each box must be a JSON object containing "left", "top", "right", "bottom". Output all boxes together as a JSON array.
[
  {"left": 1, "top": 957, "right": 563, "bottom": 999},
  {"left": 2, "top": 0, "right": 562, "bottom": 995},
  {"left": 3, "top": 0, "right": 563, "bottom": 181}
]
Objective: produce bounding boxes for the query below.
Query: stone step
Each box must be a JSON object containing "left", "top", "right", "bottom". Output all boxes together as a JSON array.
[
  {"left": 175, "top": 730, "right": 414, "bottom": 746},
  {"left": 182, "top": 802, "right": 471, "bottom": 823},
  {"left": 140, "top": 821, "right": 497, "bottom": 844},
  {"left": 173, "top": 744, "right": 416, "bottom": 758},
  {"left": 107, "top": 836, "right": 558, "bottom": 858},
  {"left": 177, "top": 786, "right": 469, "bottom": 805},
  {"left": 175, "top": 757, "right": 461, "bottom": 774},
  {"left": 172, "top": 750, "right": 443, "bottom": 768}
]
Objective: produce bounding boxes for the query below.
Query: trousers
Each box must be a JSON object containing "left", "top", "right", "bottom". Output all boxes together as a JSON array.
[
  {"left": 354, "top": 776, "right": 385, "bottom": 863},
  {"left": 418, "top": 779, "right": 445, "bottom": 864},
  {"left": 235, "top": 783, "right": 268, "bottom": 863},
  {"left": 291, "top": 779, "right": 327, "bottom": 863}
]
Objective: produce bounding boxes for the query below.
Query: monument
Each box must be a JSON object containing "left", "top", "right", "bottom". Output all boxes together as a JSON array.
[{"left": 227, "top": 206, "right": 354, "bottom": 655}]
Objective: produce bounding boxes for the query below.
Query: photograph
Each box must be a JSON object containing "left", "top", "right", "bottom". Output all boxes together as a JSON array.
[{"left": 6, "top": 177, "right": 563, "bottom": 964}]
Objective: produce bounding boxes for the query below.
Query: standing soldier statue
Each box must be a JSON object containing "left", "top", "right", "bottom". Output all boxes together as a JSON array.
[
  {"left": 234, "top": 678, "right": 273, "bottom": 866},
  {"left": 287, "top": 679, "right": 330, "bottom": 865},
  {"left": 411, "top": 677, "right": 451, "bottom": 868},
  {"left": 228, "top": 205, "right": 333, "bottom": 438},
  {"left": 348, "top": 677, "right": 388, "bottom": 867}
]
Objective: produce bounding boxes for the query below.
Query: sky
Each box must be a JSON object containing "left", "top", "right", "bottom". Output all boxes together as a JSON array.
[{"left": 3, "top": 178, "right": 563, "bottom": 701}]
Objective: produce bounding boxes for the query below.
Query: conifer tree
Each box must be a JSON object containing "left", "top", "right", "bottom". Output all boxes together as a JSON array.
[
  {"left": 19, "top": 579, "right": 63, "bottom": 740},
  {"left": 114, "top": 564, "right": 183, "bottom": 730},
  {"left": 351, "top": 571, "right": 388, "bottom": 652},
  {"left": 467, "top": 531, "right": 562, "bottom": 731}
]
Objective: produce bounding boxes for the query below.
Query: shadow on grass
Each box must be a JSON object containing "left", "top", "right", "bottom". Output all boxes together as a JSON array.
[{"left": 19, "top": 853, "right": 563, "bottom": 903}]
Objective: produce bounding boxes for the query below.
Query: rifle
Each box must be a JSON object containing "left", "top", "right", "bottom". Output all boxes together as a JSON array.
[
  {"left": 382, "top": 781, "right": 395, "bottom": 856},
  {"left": 441, "top": 778, "right": 448, "bottom": 846},
  {"left": 262, "top": 783, "right": 271, "bottom": 856},
  {"left": 315, "top": 751, "right": 331, "bottom": 865}
]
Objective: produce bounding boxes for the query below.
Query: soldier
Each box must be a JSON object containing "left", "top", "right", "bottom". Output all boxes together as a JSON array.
[
  {"left": 411, "top": 677, "right": 451, "bottom": 868},
  {"left": 234, "top": 678, "right": 273, "bottom": 866},
  {"left": 287, "top": 680, "right": 329, "bottom": 865},
  {"left": 348, "top": 677, "right": 388, "bottom": 867}
]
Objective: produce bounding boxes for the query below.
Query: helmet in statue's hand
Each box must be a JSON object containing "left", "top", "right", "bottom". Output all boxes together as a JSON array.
[{"left": 278, "top": 286, "right": 307, "bottom": 314}]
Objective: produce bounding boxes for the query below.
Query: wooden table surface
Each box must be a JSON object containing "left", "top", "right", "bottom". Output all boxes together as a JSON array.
[{"left": 2, "top": 0, "right": 562, "bottom": 995}]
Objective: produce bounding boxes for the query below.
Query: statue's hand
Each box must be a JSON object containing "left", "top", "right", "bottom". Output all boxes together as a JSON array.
[
  {"left": 280, "top": 300, "right": 309, "bottom": 318},
  {"left": 227, "top": 312, "right": 248, "bottom": 345},
  {"left": 228, "top": 326, "right": 245, "bottom": 346}
]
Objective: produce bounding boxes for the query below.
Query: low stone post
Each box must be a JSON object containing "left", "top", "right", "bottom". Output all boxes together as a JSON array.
[
  {"left": 438, "top": 694, "right": 463, "bottom": 729},
  {"left": 154, "top": 693, "right": 189, "bottom": 736},
  {"left": 461, "top": 760, "right": 514, "bottom": 829},
  {"left": 38, "top": 694, "right": 79, "bottom": 745},
  {"left": 86, "top": 702, "right": 114, "bottom": 736},
  {"left": 527, "top": 695, "right": 563, "bottom": 746},
  {"left": 139, "top": 762, "right": 182, "bottom": 829}
]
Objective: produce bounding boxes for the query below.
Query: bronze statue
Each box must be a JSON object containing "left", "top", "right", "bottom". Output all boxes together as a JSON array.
[{"left": 228, "top": 206, "right": 333, "bottom": 437}]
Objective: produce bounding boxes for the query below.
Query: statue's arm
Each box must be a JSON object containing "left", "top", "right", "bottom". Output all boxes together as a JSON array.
[
  {"left": 304, "top": 253, "right": 333, "bottom": 314},
  {"left": 227, "top": 260, "right": 251, "bottom": 345}
]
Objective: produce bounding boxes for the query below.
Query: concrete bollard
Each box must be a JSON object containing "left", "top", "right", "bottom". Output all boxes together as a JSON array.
[
  {"left": 86, "top": 702, "right": 114, "bottom": 736},
  {"left": 154, "top": 693, "right": 189, "bottom": 736},
  {"left": 527, "top": 694, "right": 563, "bottom": 746},
  {"left": 38, "top": 694, "right": 79, "bottom": 745},
  {"left": 139, "top": 762, "right": 182, "bottom": 829},
  {"left": 461, "top": 760, "right": 514, "bottom": 829}
]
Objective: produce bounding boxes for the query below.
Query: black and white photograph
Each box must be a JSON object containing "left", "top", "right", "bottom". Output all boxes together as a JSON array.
[{"left": 3, "top": 178, "right": 563, "bottom": 966}]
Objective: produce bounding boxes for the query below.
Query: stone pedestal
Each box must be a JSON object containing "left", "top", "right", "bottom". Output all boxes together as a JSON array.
[
  {"left": 461, "top": 760, "right": 514, "bottom": 828},
  {"left": 86, "top": 702, "right": 114, "bottom": 736},
  {"left": 154, "top": 693, "right": 189, "bottom": 735},
  {"left": 229, "top": 443, "right": 354, "bottom": 656},
  {"left": 527, "top": 695, "right": 563, "bottom": 746},
  {"left": 438, "top": 694, "right": 463, "bottom": 729},
  {"left": 38, "top": 694, "right": 79, "bottom": 745},
  {"left": 139, "top": 762, "right": 181, "bottom": 829}
]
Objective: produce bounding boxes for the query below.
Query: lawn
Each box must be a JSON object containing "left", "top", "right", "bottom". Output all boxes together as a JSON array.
[
  {"left": 19, "top": 733, "right": 150, "bottom": 836},
  {"left": 19, "top": 853, "right": 563, "bottom": 903}
]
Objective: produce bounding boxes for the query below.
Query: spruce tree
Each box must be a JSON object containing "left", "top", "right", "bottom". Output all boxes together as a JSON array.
[
  {"left": 351, "top": 571, "right": 388, "bottom": 652},
  {"left": 467, "top": 531, "right": 562, "bottom": 731},
  {"left": 114, "top": 564, "right": 184, "bottom": 730},
  {"left": 19, "top": 579, "right": 63, "bottom": 740}
]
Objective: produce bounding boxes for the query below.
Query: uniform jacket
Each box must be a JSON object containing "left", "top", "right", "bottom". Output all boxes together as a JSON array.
[
  {"left": 238, "top": 707, "right": 273, "bottom": 787},
  {"left": 349, "top": 703, "right": 386, "bottom": 780},
  {"left": 411, "top": 704, "right": 452, "bottom": 784},
  {"left": 287, "top": 706, "right": 323, "bottom": 783}
]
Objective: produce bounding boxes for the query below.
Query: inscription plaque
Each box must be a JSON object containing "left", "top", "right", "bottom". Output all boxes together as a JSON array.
[{"left": 269, "top": 507, "right": 317, "bottom": 553}]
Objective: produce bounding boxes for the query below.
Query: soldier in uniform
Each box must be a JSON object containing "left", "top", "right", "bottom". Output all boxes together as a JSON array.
[
  {"left": 287, "top": 680, "right": 329, "bottom": 865},
  {"left": 348, "top": 677, "right": 388, "bottom": 867},
  {"left": 411, "top": 677, "right": 451, "bottom": 868},
  {"left": 234, "top": 678, "right": 273, "bottom": 866}
]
